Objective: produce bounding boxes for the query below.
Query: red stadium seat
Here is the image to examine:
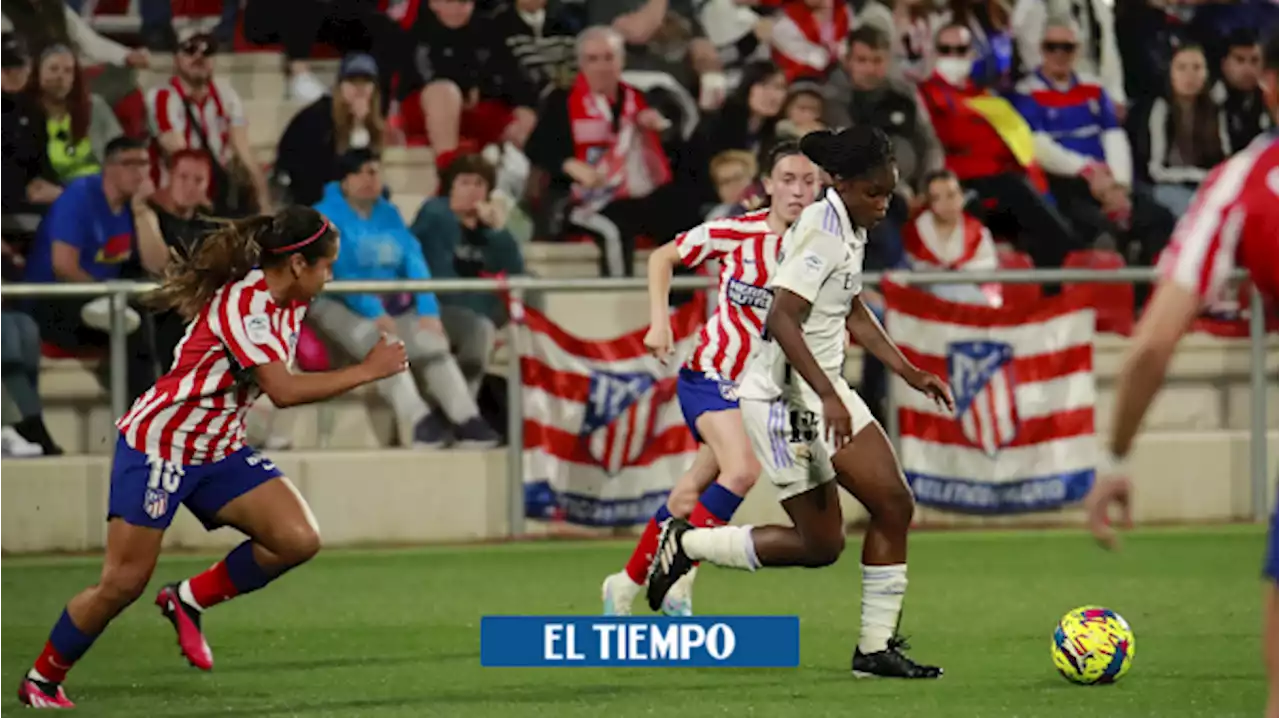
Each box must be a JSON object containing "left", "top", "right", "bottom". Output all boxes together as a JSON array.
[
  {"left": 995, "top": 248, "right": 1041, "bottom": 307},
  {"left": 1062, "top": 249, "right": 1134, "bottom": 336},
  {"left": 41, "top": 342, "right": 105, "bottom": 360}
]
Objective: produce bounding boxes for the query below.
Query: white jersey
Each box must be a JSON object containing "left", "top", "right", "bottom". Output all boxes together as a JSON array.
[{"left": 737, "top": 188, "right": 867, "bottom": 403}]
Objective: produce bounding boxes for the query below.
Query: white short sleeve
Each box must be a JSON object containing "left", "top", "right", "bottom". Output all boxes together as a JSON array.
[{"left": 771, "top": 227, "right": 846, "bottom": 304}]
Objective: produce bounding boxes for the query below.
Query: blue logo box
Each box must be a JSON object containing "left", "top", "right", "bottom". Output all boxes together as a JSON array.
[{"left": 480, "top": 616, "right": 800, "bottom": 668}]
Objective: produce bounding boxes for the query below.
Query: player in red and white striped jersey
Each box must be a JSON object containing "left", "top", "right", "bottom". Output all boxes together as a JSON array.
[
  {"left": 602, "top": 141, "right": 822, "bottom": 616},
  {"left": 1086, "top": 38, "right": 1278, "bottom": 718},
  {"left": 18, "top": 207, "right": 408, "bottom": 710}
]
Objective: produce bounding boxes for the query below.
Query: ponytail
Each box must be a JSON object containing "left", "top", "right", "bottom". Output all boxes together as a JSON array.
[{"left": 146, "top": 215, "right": 274, "bottom": 320}]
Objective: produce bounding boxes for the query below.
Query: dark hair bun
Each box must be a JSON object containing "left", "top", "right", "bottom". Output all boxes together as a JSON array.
[{"left": 799, "top": 130, "right": 836, "bottom": 169}]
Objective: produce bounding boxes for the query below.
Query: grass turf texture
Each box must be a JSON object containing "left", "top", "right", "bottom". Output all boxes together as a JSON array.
[{"left": 2, "top": 525, "right": 1267, "bottom": 717}]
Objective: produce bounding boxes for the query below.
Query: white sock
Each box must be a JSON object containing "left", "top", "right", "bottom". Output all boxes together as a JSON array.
[
  {"left": 859, "top": 564, "right": 907, "bottom": 653},
  {"left": 178, "top": 579, "right": 205, "bottom": 613},
  {"left": 27, "top": 669, "right": 51, "bottom": 683},
  {"left": 680, "top": 526, "right": 760, "bottom": 571}
]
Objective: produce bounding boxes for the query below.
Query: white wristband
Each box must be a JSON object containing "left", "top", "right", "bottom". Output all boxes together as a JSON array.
[{"left": 1098, "top": 449, "right": 1129, "bottom": 475}]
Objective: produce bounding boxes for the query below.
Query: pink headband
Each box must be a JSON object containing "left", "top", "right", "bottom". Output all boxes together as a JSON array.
[{"left": 269, "top": 221, "right": 329, "bottom": 254}]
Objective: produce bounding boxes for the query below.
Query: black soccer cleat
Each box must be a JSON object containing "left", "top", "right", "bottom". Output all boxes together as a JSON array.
[
  {"left": 646, "top": 518, "right": 695, "bottom": 612},
  {"left": 851, "top": 635, "right": 943, "bottom": 679}
]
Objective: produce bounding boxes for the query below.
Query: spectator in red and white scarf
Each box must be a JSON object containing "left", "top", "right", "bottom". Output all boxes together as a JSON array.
[
  {"left": 770, "top": 0, "right": 851, "bottom": 82},
  {"left": 902, "top": 169, "right": 1002, "bottom": 307},
  {"left": 526, "top": 26, "right": 699, "bottom": 277}
]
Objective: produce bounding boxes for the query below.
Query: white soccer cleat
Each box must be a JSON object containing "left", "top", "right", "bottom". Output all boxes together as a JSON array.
[
  {"left": 601, "top": 571, "right": 642, "bottom": 616},
  {"left": 661, "top": 565, "right": 698, "bottom": 617}
]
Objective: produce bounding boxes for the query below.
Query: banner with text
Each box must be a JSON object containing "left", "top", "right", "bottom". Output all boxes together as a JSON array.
[
  {"left": 883, "top": 281, "right": 1097, "bottom": 513},
  {"left": 518, "top": 298, "right": 704, "bottom": 526},
  {"left": 480, "top": 616, "right": 800, "bottom": 667}
]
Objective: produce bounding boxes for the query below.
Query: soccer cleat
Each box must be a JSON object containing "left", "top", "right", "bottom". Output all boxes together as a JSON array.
[
  {"left": 661, "top": 566, "right": 697, "bottom": 617},
  {"left": 155, "top": 584, "right": 214, "bottom": 671},
  {"left": 851, "top": 635, "right": 943, "bottom": 679},
  {"left": 601, "top": 571, "right": 641, "bottom": 616},
  {"left": 17, "top": 678, "right": 74, "bottom": 709},
  {"left": 646, "top": 518, "right": 695, "bottom": 612}
]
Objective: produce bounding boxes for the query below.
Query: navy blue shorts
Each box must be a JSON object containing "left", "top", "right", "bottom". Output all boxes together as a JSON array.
[
  {"left": 107, "top": 434, "right": 283, "bottom": 531},
  {"left": 676, "top": 368, "right": 739, "bottom": 444},
  {"left": 1265, "top": 507, "right": 1278, "bottom": 584}
]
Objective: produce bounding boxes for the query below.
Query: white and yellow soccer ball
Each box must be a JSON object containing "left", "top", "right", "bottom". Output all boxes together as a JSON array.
[{"left": 1051, "top": 605, "right": 1135, "bottom": 685}]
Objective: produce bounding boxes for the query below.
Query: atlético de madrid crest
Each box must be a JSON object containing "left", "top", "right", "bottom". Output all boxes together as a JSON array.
[
  {"left": 946, "top": 340, "right": 1021, "bottom": 457},
  {"left": 580, "top": 371, "right": 659, "bottom": 477}
]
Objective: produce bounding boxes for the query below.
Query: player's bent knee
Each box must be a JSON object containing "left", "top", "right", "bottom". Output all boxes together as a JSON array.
[
  {"left": 803, "top": 531, "right": 846, "bottom": 568},
  {"left": 423, "top": 80, "right": 463, "bottom": 106},
  {"left": 274, "top": 523, "right": 322, "bottom": 566},
  {"left": 666, "top": 484, "right": 699, "bottom": 519},
  {"left": 718, "top": 454, "right": 761, "bottom": 496}
]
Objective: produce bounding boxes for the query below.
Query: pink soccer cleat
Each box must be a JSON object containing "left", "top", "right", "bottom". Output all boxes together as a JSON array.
[
  {"left": 155, "top": 584, "right": 214, "bottom": 671},
  {"left": 17, "top": 677, "right": 74, "bottom": 709}
]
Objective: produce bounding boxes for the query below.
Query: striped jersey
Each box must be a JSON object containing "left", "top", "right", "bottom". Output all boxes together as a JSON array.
[
  {"left": 674, "top": 209, "right": 783, "bottom": 382},
  {"left": 117, "top": 269, "right": 306, "bottom": 465},
  {"left": 1157, "top": 133, "right": 1278, "bottom": 310}
]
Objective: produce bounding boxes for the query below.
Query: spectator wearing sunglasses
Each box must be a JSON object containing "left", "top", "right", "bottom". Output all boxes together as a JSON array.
[
  {"left": 918, "top": 23, "right": 1082, "bottom": 269},
  {"left": 1010, "top": 0, "right": 1124, "bottom": 119},
  {"left": 145, "top": 28, "right": 273, "bottom": 217},
  {"left": 1013, "top": 18, "right": 1174, "bottom": 267},
  {"left": 26, "top": 44, "right": 121, "bottom": 184}
]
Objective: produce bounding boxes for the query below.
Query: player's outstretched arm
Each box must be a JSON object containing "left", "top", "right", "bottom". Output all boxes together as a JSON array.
[
  {"left": 254, "top": 336, "right": 408, "bottom": 408},
  {"left": 1107, "top": 281, "right": 1200, "bottom": 459},
  {"left": 845, "top": 296, "right": 953, "bottom": 411},
  {"left": 644, "top": 242, "right": 682, "bottom": 358}
]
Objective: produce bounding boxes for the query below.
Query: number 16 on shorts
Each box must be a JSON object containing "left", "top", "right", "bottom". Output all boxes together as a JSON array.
[{"left": 144, "top": 455, "right": 185, "bottom": 520}]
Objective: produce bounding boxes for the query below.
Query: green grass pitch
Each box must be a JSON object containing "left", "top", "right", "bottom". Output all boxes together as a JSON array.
[{"left": 2, "top": 525, "right": 1268, "bottom": 717}]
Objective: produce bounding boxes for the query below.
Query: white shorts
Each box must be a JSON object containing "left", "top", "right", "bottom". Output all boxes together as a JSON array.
[{"left": 741, "top": 381, "right": 875, "bottom": 501}]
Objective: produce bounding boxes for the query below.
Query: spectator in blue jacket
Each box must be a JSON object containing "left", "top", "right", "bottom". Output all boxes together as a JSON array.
[
  {"left": 1012, "top": 17, "right": 1173, "bottom": 266},
  {"left": 308, "top": 149, "right": 499, "bottom": 449}
]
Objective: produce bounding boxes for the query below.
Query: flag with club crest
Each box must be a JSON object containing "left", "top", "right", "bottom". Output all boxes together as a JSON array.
[
  {"left": 518, "top": 297, "right": 706, "bottom": 526},
  {"left": 882, "top": 280, "right": 1097, "bottom": 513}
]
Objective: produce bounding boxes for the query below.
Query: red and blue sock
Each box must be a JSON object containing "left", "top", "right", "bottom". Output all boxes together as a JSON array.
[
  {"left": 624, "top": 505, "right": 671, "bottom": 585},
  {"left": 689, "top": 483, "right": 745, "bottom": 528},
  {"left": 31, "top": 609, "right": 98, "bottom": 684},
  {"left": 182, "top": 540, "right": 277, "bottom": 611}
]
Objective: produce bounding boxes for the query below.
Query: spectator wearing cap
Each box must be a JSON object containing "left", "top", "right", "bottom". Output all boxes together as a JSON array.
[
  {"left": 824, "top": 25, "right": 943, "bottom": 204},
  {"left": 145, "top": 29, "right": 272, "bottom": 218},
  {"left": 770, "top": 0, "right": 851, "bottom": 82},
  {"left": 410, "top": 154, "right": 523, "bottom": 397},
  {"left": 396, "top": 0, "right": 539, "bottom": 175},
  {"left": 27, "top": 43, "right": 122, "bottom": 184},
  {"left": 23, "top": 136, "right": 159, "bottom": 403},
  {"left": 309, "top": 149, "right": 502, "bottom": 449},
  {"left": 1212, "top": 30, "right": 1272, "bottom": 154},
  {"left": 775, "top": 79, "right": 827, "bottom": 140},
  {"left": 1012, "top": 18, "right": 1174, "bottom": 266},
  {"left": 1, "top": 204, "right": 59, "bottom": 457},
  {"left": 526, "top": 26, "right": 694, "bottom": 277},
  {"left": 241, "top": 0, "right": 414, "bottom": 105},
  {"left": 274, "top": 53, "right": 387, "bottom": 208},
  {"left": 486, "top": 0, "right": 581, "bottom": 97},
  {"left": 2, "top": 33, "right": 60, "bottom": 215},
  {"left": 919, "top": 23, "right": 1082, "bottom": 269}
]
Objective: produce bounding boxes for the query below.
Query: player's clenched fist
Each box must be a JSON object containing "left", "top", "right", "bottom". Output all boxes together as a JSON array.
[{"left": 362, "top": 334, "right": 409, "bottom": 379}]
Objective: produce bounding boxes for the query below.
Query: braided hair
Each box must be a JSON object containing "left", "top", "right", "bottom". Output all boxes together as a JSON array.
[{"left": 798, "top": 126, "right": 895, "bottom": 182}]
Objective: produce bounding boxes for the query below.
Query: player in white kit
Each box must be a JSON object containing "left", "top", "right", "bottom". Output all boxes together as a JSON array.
[{"left": 647, "top": 126, "right": 954, "bottom": 679}]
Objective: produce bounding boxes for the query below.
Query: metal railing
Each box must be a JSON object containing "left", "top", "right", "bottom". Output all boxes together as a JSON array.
[{"left": 1, "top": 267, "right": 1271, "bottom": 534}]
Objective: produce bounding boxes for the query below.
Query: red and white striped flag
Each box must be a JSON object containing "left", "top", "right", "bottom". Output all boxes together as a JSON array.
[
  {"left": 883, "top": 281, "right": 1097, "bottom": 513},
  {"left": 519, "top": 299, "right": 705, "bottom": 526}
]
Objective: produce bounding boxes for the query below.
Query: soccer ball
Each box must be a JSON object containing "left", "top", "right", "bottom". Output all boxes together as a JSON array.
[{"left": 1051, "top": 605, "right": 1135, "bottom": 685}]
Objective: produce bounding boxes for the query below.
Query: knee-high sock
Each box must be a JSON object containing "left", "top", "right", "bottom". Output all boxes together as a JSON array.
[
  {"left": 681, "top": 526, "right": 760, "bottom": 571},
  {"left": 624, "top": 505, "right": 670, "bottom": 584},
  {"left": 31, "top": 609, "right": 99, "bottom": 684},
  {"left": 180, "top": 540, "right": 291, "bottom": 612},
  {"left": 859, "top": 564, "right": 907, "bottom": 653}
]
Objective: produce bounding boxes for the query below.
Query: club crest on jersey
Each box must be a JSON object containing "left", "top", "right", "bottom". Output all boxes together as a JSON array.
[
  {"left": 946, "top": 340, "right": 1020, "bottom": 457},
  {"left": 725, "top": 278, "right": 773, "bottom": 309},
  {"left": 143, "top": 488, "right": 169, "bottom": 520},
  {"left": 244, "top": 313, "right": 272, "bottom": 345},
  {"left": 580, "top": 371, "right": 659, "bottom": 477}
]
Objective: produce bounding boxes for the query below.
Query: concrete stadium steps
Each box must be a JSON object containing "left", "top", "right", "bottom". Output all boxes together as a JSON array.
[{"left": 36, "top": 334, "right": 1280, "bottom": 456}]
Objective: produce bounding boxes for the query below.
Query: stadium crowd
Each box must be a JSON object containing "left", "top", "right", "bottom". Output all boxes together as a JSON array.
[{"left": 1, "top": 0, "right": 1276, "bottom": 458}]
